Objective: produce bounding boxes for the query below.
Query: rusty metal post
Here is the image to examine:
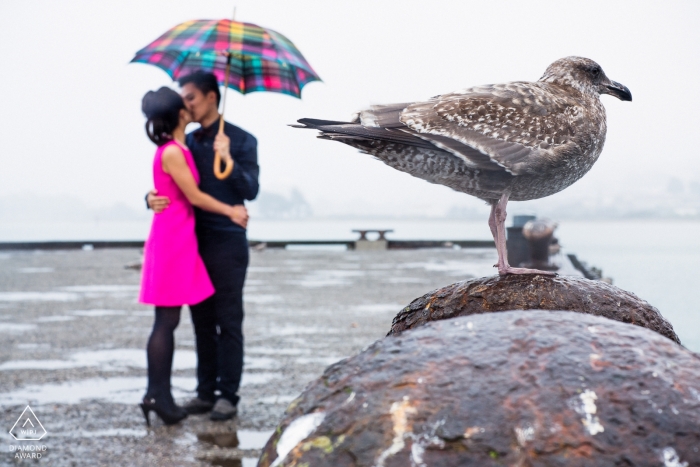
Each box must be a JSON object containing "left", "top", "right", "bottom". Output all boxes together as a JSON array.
[
  {"left": 506, "top": 214, "right": 534, "bottom": 267},
  {"left": 521, "top": 218, "right": 558, "bottom": 271}
]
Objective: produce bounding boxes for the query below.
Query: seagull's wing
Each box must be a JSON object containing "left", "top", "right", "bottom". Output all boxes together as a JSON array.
[
  {"left": 401, "top": 82, "right": 583, "bottom": 176},
  {"left": 359, "top": 104, "right": 503, "bottom": 172}
]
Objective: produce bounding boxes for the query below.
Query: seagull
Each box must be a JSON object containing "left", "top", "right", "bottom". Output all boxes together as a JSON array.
[{"left": 294, "top": 57, "right": 631, "bottom": 275}]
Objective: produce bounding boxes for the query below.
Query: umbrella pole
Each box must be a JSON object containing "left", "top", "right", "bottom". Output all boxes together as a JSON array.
[{"left": 214, "top": 53, "right": 234, "bottom": 179}]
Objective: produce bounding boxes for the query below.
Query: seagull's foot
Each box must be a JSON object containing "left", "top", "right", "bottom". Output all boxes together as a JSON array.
[{"left": 498, "top": 266, "right": 557, "bottom": 276}]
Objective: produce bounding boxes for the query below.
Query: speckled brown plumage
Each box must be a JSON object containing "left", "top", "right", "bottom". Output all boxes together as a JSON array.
[{"left": 295, "top": 57, "right": 632, "bottom": 275}]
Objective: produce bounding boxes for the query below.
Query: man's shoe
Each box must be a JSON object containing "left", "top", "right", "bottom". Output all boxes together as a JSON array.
[
  {"left": 183, "top": 397, "right": 215, "bottom": 415},
  {"left": 210, "top": 398, "right": 237, "bottom": 421}
]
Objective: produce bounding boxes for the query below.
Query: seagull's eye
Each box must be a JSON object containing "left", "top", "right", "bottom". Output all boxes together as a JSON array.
[{"left": 589, "top": 66, "right": 601, "bottom": 78}]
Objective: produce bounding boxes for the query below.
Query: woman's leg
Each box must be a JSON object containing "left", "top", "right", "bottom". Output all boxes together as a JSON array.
[{"left": 146, "top": 306, "right": 181, "bottom": 402}]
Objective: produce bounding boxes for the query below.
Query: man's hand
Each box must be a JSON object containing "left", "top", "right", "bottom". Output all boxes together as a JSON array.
[
  {"left": 147, "top": 189, "right": 171, "bottom": 214},
  {"left": 214, "top": 133, "right": 232, "bottom": 164},
  {"left": 229, "top": 204, "right": 249, "bottom": 229}
]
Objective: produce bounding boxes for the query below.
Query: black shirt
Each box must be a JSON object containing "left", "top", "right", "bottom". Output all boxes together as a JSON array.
[{"left": 186, "top": 120, "right": 260, "bottom": 232}]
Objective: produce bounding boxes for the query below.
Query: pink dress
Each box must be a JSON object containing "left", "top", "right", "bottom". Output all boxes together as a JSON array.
[{"left": 139, "top": 140, "right": 215, "bottom": 306}]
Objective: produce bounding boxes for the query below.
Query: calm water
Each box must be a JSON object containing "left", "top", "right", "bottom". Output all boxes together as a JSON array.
[
  {"left": 2, "top": 218, "right": 699, "bottom": 351},
  {"left": 556, "top": 220, "right": 700, "bottom": 352}
]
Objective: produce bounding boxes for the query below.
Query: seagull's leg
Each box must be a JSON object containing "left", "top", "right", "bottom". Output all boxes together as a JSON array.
[
  {"left": 488, "top": 201, "right": 499, "bottom": 268},
  {"left": 493, "top": 192, "right": 556, "bottom": 276},
  {"left": 492, "top": 193, "right": 512, "bottom": 273}
]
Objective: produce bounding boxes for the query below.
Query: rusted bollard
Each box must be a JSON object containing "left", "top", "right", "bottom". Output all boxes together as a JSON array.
[
  {"left": 389, "top": 274, "right": 679, "bottom": 343},
  {"left": 259, "top": 311, "right": 700, "bottom": 466}
]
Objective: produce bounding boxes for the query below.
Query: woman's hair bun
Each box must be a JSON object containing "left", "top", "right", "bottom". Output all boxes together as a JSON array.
[{"left": 141, "top": 87, "right": 186, "bottom": 146}]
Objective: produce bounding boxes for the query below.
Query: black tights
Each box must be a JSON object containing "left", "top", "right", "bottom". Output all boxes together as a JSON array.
[{"left": 145, "top": 306, "right": 181, "bottom": 402}]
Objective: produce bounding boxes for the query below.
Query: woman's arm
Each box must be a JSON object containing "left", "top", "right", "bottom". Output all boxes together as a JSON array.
[{"left": 161, "top": 144, "right": 248, "bottom": 227}]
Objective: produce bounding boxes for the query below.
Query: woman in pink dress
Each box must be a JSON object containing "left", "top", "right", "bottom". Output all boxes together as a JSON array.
[{"left": 138, "top": 87, "right": 243, "bottom": 426}]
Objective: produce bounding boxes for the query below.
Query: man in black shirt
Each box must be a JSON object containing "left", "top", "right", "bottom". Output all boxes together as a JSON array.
[{"left": 147, "top": 71, "right": 259, "bottom": 421}]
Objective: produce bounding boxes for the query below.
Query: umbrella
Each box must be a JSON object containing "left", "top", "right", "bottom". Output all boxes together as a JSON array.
[{"left": 131, "top": 18, "right": 320, "bottom": 179}]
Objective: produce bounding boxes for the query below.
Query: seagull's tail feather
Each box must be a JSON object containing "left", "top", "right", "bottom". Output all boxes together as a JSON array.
[
  {"left": 292, "top": 118, "right": 439, "bottom": 149},
  {"left": 292, "top": 118, "right": 352, "bottom": 128}
]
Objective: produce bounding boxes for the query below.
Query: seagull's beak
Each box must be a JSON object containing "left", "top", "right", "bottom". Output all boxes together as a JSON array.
[{"left": 602, "top": 80, "right": 632, "bottom": 101}]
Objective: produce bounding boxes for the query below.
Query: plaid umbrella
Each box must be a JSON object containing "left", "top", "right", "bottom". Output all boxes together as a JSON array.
[
  {"left": 131, "top": 19, "right": 320, "bottom": 178},
  {"left": 131, "top": 19, "right": 320, "bottom": 98}
]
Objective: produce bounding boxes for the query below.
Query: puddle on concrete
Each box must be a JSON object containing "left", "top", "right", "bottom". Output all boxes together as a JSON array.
[
  {"left": 0, "top": 323, "right": 37, "bottom": 332},
  {"left": 294, "top": 278, "right": 349, "bottom": 287},
  {"left": 0, "top": 348, "right": 197, "bottom": 371},
  {"left": 0, "top": 348, "right": 279, "bottom": 372},
  {"left": 323, "top": 270, "right": 366, "bottom": 277},
  {"left": 245, "top": 357, "right": 278, "bottom": 370},
  {"left": 352, "top": 303, "right": 403, "bottom": 313},
  {"left": 198, "top": 429, "right": 273, "bottom": 450},
  {"left": 292, "top": 270, "right": 365, "bottom": 288},
  {"left": 256, "top": 395, "right": 297, "bottom": 404},
  {"left": 0, "top": 291, "right": 78, "bottom": 302},
  {"left": 81, "top": 428, "right": 148, "bottom": 438},
  {"left": 0, "top": 371, "right": 281, "bottom": 406},
  {"left": 294, "top": 356, "right": 344, "bottom": 366},
  {"left": 0, "top": 359, "right": 78, "bottom": 370},
  {"left": 18, "top": 267, "right": 54, "bottom": 273},
  {"left": 16, "top": 343, "right": 50, "bottom": 350},
  {"left": 269, "top": 325, "right": 342, "bottom": 336},
  {"left": 366, "top": 263, "right": 395, "bottom": 269},
  {"left": 0, "top": 285, "right": 142, "bottom": 303},
  {"left": 399, "top": 260, "right": 494, "bottom": 277},
  {"left": 71, "top": 309, "right": 128, "bottom": 317},
  {"left": 240, "top": 372, "right": 280, "bottom": 386},
  {"left": 238, "top": 430, "right": 274, "bottom": 449},
  {"left": 244, "top": 294, "right": 283, "bottom": 304},
  {"left": 130, "top": 310, "right": 154, "bottom": 317},
  {"left": 384, "top": 277, "right": 425, "bottom": 284},
  {"left": 246, "top": 346, "right": 310, "bottom": 356},
  {"left": 35, "top": 315, "right": 76, "bottom": 323},
  {"left": 281, "top": 337, "right": 329, "bottom": 347},
  {"left": 0, "top": 376, "right": 190, "bottom": 405},
  {"left": 246, "top": 269, "right": 278, "bottom": 274},
  {"left": 62, "top": 285, "right": 140, "bottom": 293},
  {"left": 50, "top": 428, "right": 149, "bottom": 438}
]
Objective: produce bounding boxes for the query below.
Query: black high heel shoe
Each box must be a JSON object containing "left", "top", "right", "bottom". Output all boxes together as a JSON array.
[{"left": 140, "top": 396, "right": 188, "bottom": 426}]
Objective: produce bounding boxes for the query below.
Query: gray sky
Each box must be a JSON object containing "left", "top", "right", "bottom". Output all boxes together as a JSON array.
[{"left": 1, "top": 0, "right": 699, "bottom": 217}]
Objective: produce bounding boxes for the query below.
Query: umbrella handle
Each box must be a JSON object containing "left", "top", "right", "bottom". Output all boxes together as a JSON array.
[
  {"left": 214, "top": 53, "right": 234, "bottom": 180},
  {"left": 213, "top": 151, "right": 233, "bottom": 179},
  {"left": 214, "top": 115, "right": 234, "bottom": 179}
]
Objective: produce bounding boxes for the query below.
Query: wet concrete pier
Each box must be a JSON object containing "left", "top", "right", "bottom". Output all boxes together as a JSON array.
[{"left": 0, "top": 247, "right": 496, "bottom": 466}]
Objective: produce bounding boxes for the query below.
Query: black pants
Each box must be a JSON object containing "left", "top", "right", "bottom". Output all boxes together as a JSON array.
[{"left": 190, "top": 227, "right": 248, "bottom": 405}]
